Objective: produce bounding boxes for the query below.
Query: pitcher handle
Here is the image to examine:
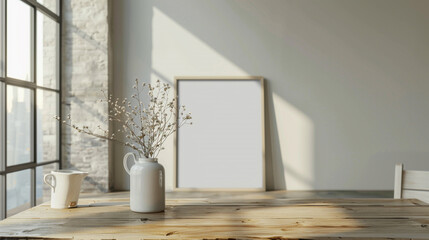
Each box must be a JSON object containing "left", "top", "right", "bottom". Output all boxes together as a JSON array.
[
  {"left": 44, "top": 173, "right": 56, "bottom": 191},
  {"left": 123, "top": 152, "right": 136, "bottom": 175}
]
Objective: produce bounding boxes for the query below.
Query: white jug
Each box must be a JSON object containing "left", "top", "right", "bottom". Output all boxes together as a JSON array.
[
  {"left": 123, "top": 153, "right": 165, "bottom": 213},
  {"left": 44, "top": 170, "right": 88, "bottom": 209}
]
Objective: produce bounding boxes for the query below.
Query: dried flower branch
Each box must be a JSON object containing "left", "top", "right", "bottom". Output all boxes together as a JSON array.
[{"left": 56, "top": 79, "right": 192, "bottom": 158}]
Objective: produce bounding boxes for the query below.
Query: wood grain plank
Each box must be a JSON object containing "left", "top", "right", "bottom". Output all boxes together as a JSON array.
[
  {"left": 80, "top": 190, "right": 393, "bottom": 200},
  {"left": 80, "top": 198, "right": 425, "bottom": 207},
  {"left": 40, "top": 197, "right": 425, "bottom": 208},
  {"left": 1, "top": 192, "right": 429, "bottom": 239},
  {"left": 1, "top": 218, "right": 429, "bottom": 239},
  {"left": 8, "top": 204, "right": 429, "bottom": 220}
]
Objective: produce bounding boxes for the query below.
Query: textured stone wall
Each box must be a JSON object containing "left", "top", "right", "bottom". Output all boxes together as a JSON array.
[{"left": 62, "top": 0, "right": 112, "bottom": 192}]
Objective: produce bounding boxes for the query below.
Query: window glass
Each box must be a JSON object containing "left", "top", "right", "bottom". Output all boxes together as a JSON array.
[
  {"left": 7, "top": 86, "right": 33, "bottom": 166},
  {"left": 0, "top": 0, "right": 61, "bottom": 220},
  {"left": 36, "top": 11, "right": 59, "bottom": 89},
  {"left": 7, "top": 169, "right": 31, "bottom": 217},
  {"left": 6, "top": 0, "right": 33, "bottom": 81},
  {"left": 37, "top": 90, "right": 58, "bottom": 162},
  {"left": 37, "top": 0, "right": 59, "bottom": 15},
  {"left": 0, "top": 175, "right": 4, "bottom": 218},
  {"left": 36, "top": 163, "right": 58, "bottom": 205}
]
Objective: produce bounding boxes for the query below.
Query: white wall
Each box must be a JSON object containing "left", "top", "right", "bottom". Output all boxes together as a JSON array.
[{"left": 112, "top": 0, "right": 429, "bottom": 191}]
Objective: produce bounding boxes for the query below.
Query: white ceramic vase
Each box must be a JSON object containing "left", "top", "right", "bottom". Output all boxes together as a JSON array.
[{"left": 123, "top": 153, "right": 165, "bottom": 213}]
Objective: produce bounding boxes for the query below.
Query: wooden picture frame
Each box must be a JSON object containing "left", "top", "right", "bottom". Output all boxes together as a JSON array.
[{"left": 174, "top": 76, "right": 266, "bottom": 191}]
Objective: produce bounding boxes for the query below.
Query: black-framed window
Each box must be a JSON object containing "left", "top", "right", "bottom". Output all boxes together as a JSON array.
[{"left": 0, "top": 0, "right": 62, "bottom": 219}]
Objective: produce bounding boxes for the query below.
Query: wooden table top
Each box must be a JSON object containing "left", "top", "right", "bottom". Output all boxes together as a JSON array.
[{"left": 1, "top": 191, "right": 429, "bottom": 239}]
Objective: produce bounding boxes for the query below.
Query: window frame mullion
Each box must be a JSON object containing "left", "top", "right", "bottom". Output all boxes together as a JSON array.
[
  {"left": 21, "top": 0, "right": 59, "bottom": 23},
  {"left": 31, "top": 0, "right": 37, "bottom": 208},
  {"left": 0, "top": 0, "right": 62, "bottom": 219},
  {"left": 0, "top": 78, "right": 5, "bottom": 220}
]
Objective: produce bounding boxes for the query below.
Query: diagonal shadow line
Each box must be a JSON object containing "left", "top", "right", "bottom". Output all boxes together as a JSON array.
[
  {"left": 63, "top": 162, "right": 108, "bottom": 193},
  {"left": 68, "top": 96, "right": 107, "bottom": 123},
  {"left": 150, "top": 1, "right": 317, "bottom": 190},
  {"left": 71, "top": 25, "right": 108, "bottom": 54}
]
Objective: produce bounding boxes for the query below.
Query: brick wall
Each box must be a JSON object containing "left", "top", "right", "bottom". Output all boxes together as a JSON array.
[{"left": 61, "top": 0, "right": 112, "bottom": 192}]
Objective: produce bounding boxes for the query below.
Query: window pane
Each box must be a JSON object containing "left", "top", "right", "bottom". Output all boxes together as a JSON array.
[
  {"left": 6, "top": 0, "right": 33, "bottom": 81},
  {"left": 0, "top": 0, "right": 5, "bottom": 77},
  {"left": 7, "top": 169, "right": 31, "bottom": 217},
  {"left": 0, "top": 175, "right": 4, "bottom": 219},
  {"left": 36, "top": 163, "right": 58, "bottom": 205},
  {"left": 37, "top": 90, "right": 58, "bottom": 162},
  {"left": 37, "top": 0, "right": 59, "bottom": 16},
  {"left": 7, "top": 86, "right": 33, "bottom": 166},
  {"left": 36, "top": 11, "right": 59, "bottom": 89}
]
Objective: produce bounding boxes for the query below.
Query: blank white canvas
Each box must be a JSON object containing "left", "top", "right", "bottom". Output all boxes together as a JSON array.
[{"left": 177, "top": 79, "right": 264, "bottom": 189}]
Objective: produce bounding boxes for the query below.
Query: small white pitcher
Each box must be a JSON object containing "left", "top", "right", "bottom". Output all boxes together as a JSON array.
[
  {"left": 44, "top": 170, "right": 88, "bottom": 209},
  {"left": 123, "top": 153, "right": 165, "bottom": 213}
]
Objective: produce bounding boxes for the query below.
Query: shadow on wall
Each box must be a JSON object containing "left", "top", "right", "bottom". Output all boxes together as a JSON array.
[
  {"left": 113, "top": 0, "right": 429, "bottom": 190},
  {"left": 112, "top": 0, "right": 154, "bottom": 190},
  {"left": 65, "top": 162, "right": 108, "bottom": 192},
  {"left": 112, "top": 0, "right": 316, "bottom": 191},
  {"left": 265, "top": 80, "right": 315, "bottom": 190}
]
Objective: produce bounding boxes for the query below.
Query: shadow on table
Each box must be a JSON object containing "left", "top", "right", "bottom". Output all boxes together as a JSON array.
[{"left": 1, "top": 191, "right": 428, "bottom": 239}]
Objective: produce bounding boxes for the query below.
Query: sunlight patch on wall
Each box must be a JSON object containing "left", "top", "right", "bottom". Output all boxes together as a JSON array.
[
  {"left": 151, "top": 7, "right": 252, "bottom": 191},
  {"left": 152, "top": 7, "right": 248, "bottom": 80},
  {"left": 273, "top": 93, "right": 314, "bottom": 190}
]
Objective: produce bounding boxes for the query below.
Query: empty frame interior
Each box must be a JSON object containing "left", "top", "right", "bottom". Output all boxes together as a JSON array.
[{"left": 175, "top": 77, "right": 265, "bottom": 190}]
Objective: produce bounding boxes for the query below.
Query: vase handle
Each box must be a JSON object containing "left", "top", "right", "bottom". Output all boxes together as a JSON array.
[{"left": 123, "top": 152, "right": 136, "bottom": 175}]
